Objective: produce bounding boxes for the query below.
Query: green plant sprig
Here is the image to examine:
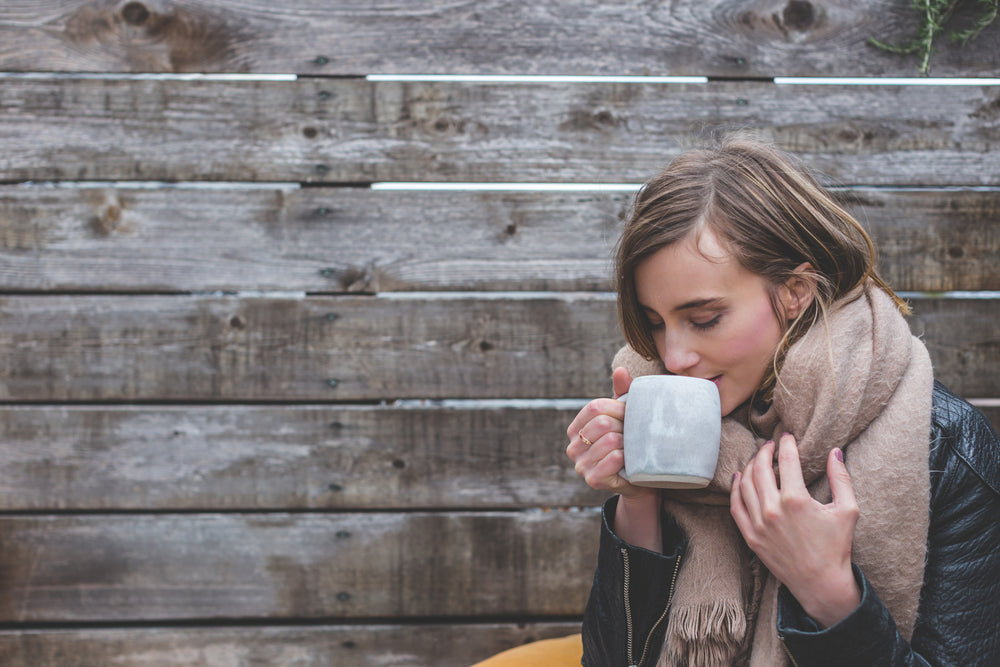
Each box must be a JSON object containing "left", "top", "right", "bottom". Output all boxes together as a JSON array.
[{"left": 869, "top": 0, "right": 998, "bottom": 74}]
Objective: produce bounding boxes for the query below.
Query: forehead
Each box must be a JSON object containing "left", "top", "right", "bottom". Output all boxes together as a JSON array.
[{"left": 634, "top": 230, "right": 745, "bottom": 307}]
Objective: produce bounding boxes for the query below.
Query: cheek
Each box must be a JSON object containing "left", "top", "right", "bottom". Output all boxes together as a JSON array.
[{"left": 727, "top": 299, "right": 783, "bottom": 363}]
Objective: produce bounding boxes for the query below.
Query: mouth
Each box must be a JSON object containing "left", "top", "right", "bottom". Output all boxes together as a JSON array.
[{"left": 707, "top": 375, "right": 723, "bottom": 387}]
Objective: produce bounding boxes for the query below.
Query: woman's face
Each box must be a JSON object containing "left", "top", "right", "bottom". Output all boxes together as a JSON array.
[{"left": 633, "top": 229, "right": 788, "bottom": 416}]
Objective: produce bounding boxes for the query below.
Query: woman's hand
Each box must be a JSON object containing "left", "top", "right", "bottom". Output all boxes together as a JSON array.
[
  {"left": 566, "top": 368, "right": 653, "bottom": 500},
  {"left": 730, "top": 433, "right": 861, "bottom": 628},
  {"left": 567, "top": 368, "right": 662, "bottom": 551}
]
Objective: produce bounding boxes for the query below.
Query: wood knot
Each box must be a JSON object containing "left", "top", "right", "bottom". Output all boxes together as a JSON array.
[
  {"left": 121, "top": 2, "right": 150, "bottom": 26},
  {"left": 782, "top": 0, "right": 815, "bottom": 31},
  {"left": 319, "top": 265, "right": 373, "bottom": 292},
  {"left": 103, "top": 204, "right": 122, "bottom": 225},
  {"left": 559, "top": 109, "right": 621, "bottom": 132},
  {"left": 64, "top": 1, "right": 238, "bottom": 72},
  {"left": 91, "top": 201, "right": 126, "bottom": 236}
]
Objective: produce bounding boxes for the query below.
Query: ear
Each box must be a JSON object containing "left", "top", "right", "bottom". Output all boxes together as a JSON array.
[{"left": 781, "top": 262, "right": 816, "bottom": 320}]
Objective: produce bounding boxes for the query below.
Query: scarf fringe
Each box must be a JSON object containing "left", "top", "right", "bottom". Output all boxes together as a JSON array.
[{"left": 661, "top": 600, "right": 746, "bottom": 667}]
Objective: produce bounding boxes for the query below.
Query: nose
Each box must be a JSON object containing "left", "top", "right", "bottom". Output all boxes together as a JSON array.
[{"left": 660, "top": 330, "right": 700, "bottom": 375}]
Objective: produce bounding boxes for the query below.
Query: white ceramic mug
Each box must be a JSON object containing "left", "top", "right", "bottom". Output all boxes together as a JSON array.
[{"left": 619, "top": 375, "right": 722, "bottom": 489}]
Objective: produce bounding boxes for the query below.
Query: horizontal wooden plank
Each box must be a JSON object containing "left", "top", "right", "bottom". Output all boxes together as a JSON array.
[
  {"left": 0, "top": 623, "right": 582, "bottom": 667},
  {"left": 0, "top": 294, "right": 622, "bottom": 401},
  {"left": 1, "top": 400, "right": 995, "bottom": 514},
  {"left": 0, "top": 295, "right": 997, "bottom": 401},
  {"left": 3, "top": 79, "right": 1000, "bottom": 184},
  {"left": 2, "top": 186, "right": 999, "bottom": 293},
  {"left": 0, "top": 511, "right": 600, "bottom": 622},
  {"left": 0, "top": 1, "right": 997, "bottom": 77},
  {"left": 0, "top": 404, "right": 601, "bottom": 511}
]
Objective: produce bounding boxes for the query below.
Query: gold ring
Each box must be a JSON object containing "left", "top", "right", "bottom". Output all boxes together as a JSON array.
[{"left": 579, "top": 430, "right": 594, "bottom": 447}]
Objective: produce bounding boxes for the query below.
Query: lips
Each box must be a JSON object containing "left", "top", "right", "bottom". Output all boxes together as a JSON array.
[{"left": 707, "top": 375, "right": 723, "bottom": 387}]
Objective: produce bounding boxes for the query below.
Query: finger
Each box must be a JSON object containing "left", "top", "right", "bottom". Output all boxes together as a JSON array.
[
  {"left": 612, "top": 367, "right": 633, "bottom": 400},
  {"left": 576, "top": 436, "right": 627, "bottom": 490},
  {"left": 565, "top": 432, "right": 588, "bottom": 462},
  {"left": 590, "top": 446, "right": 627, "bottom": 485},
  {"left": 572, "top": 429, "right": 621, "bottom": 473},
  {"left": 566, "top": 398, "right": 626, "bottom": 440},
  {"left": 572, "top": 426, "right": 600, "bottom": 459},
  {"left": 739, "top": 455, "right": 763, "bottom": 522},
  {"left": 827, "top": 448, "right": 859, "bottom": 513},
  {"left": 776, "top": 432, "right": 807, "bottom": 495},
  {"left": 578, "top": 412, "right": 626, "bottom": 451},
  {"left": 751, "top": 440, "right": 780, "bottom": 507},
  {"left": 565, "top": 404, "right": 591, "bottom": 440},
  {"left": 730, "top": 471, "right": 752, "bottom": 533}
]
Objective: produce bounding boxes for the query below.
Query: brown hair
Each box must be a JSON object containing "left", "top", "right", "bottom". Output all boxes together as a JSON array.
[{"left": 615, "top": 135, "right": 907, "bottom": 403}]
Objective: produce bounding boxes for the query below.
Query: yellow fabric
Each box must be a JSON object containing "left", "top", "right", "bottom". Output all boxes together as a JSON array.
[{"left": 470, "top": 633, "right": 583, "bottom": 666}]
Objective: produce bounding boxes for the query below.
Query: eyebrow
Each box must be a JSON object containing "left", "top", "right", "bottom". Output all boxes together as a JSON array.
[
  {"left": 671, "top": 297, "right": 726, "bottom": 313},
  {"left": 639, "top": 297, "right": 726, "bottom": 317}
]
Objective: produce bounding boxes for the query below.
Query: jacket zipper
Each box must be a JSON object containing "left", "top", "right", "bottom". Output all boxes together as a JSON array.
[
  {"left": 622, "top": 548, "right": 636, "bottom": 667},
  {"left": 622, "top": 547, "right": 682, "bottom": 667}
]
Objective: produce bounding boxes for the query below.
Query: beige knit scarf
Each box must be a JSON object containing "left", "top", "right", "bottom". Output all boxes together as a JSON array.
[{"left": 612, "top": 285, "right": 933, "bottom": 667}]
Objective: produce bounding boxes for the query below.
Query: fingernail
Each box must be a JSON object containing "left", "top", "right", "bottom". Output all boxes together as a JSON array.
[
  {"left": 782, "top": 432, "right": 791, "bottom": 438},
  {"left": 765, "top": 440, "right": 774, "bottom": 447},
  {"left": 834, "top": 448, "right": 844, "bottom": 463}
]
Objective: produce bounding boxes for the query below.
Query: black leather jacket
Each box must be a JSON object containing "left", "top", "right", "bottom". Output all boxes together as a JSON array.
[{"left": 582, "top": 382, "right": 1000, "bottom": 666}]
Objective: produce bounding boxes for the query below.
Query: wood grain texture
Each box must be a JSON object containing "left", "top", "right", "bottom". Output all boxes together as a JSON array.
[
  {"left": 0, "top": 0, "right": 997, "bottom": 77},
  {"left": 833, "top": 188, "right": 1000, "bottom": 293},
  {"left": 908, "top": 297, "right": 1000, "bottom": 400},
  {"left": 0, "top": 400, "right": 994, "bottom": 515},
  {"left": 977, "top": 405, "right": 1000, "bottom": 433},
  {"left": 2, "top": 185, "right": 999, "bottom": 293},
  {"left": 0, "top": 623, "right": 583, "bottom": 667},
  {"left": 0, "top": 293, "right": 623, "bottom": 401},
  {"left": 0, "top": 185, "right": 626, "bottom": 293},
  {"left": 0, "top": 404, "right": 601, "bottom": 511},
  {"left": 0, "top": 511, "right": 601, "bottom": 622},
  {"left": 0, "top": 295, "right": 997, "bottom": 401},
  {"left": 4, "top": 78, "right": 1000, "bottom": 184}
]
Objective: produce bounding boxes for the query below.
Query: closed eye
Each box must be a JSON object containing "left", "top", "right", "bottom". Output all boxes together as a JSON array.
[{"left": 692, "top": 314, "right": 722, "bottom": 330}]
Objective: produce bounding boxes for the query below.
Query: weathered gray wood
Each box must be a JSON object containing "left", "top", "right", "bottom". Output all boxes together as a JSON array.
[
  {"left": 834, "top": 188, "right": 1000, "bottom": 293},
  {"left": 0, "top": 511, "right": 600, "bottom": 622},
  {"left": 3, "top": 78, "right": 1000, "bottom": 184},
  {"left": 1, "top": 400, "right": 995, "bottom": 514},
  {"left": 908, "top": 297, "right": 1000, "bottom": 400},
  {"left": 0, "top": 185, "right": 624, "bottom": 293},
  {"left": 0, "top": 0, "right": 997, "bottom": 77},
  {"left": 977, "top": 405, "right": 1000, "bottom": 434},
  {"left": 0, "top": 293, "right": 622, "bottom": 401},
  {"left": 0, "top": 295, "right": 997, "bottom": 401},
  {"left": 0, "top": 623, "right": 583, "bottom": 667},
  {"left": 2, "top": 185, "right": 999, "bottom": 293},
  {"left": 0, "top": 404, "right": 601, "bottom": 511}
]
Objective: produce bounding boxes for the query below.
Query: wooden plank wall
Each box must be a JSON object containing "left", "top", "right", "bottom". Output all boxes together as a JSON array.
[{"left": 0, "top": 1, "right": 998, "bottom": 665}]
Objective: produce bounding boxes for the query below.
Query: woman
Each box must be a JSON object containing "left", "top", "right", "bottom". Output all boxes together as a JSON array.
[{"left": 563, "top": 137, "right": 1000, "bottom": 666}]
